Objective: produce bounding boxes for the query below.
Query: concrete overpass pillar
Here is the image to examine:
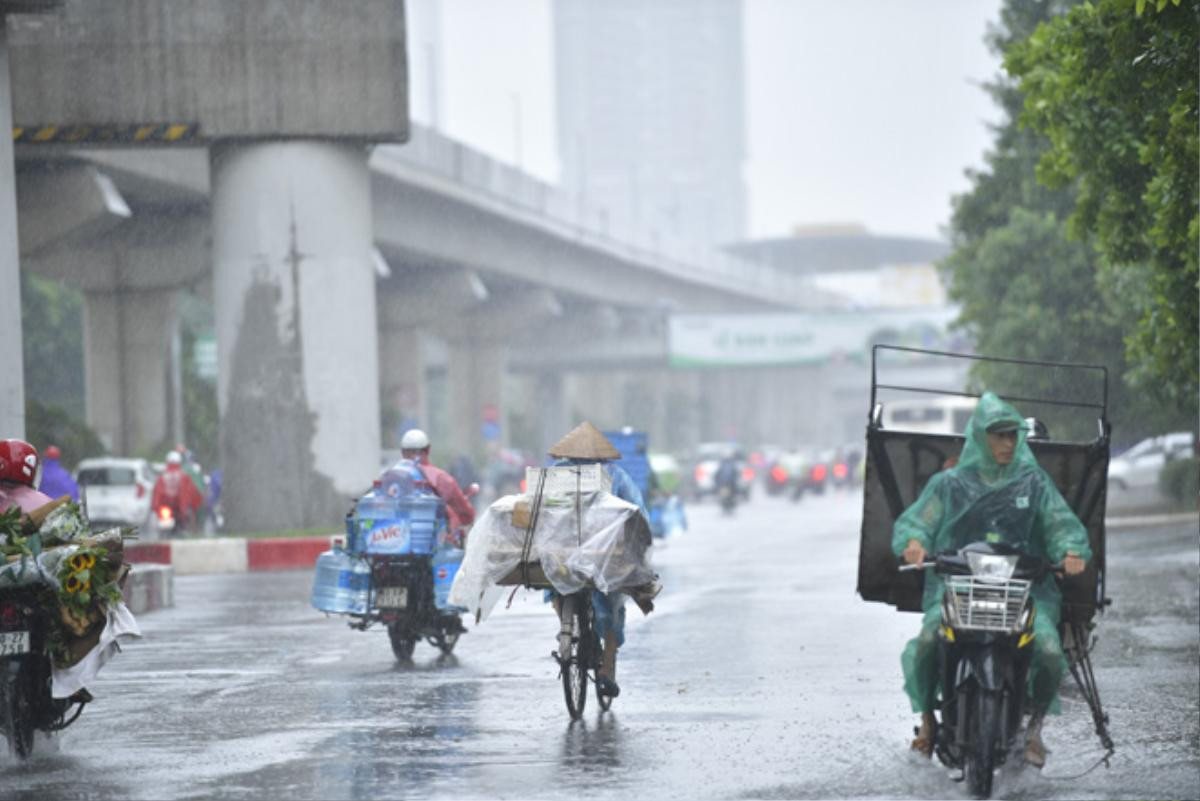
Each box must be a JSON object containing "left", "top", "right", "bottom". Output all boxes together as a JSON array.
[
  {"left": 82, "top": 288, "right": 180, "bottom": 455},
  {"left": 0, "top": 21, "right": 24, "bottom": 437},
  {"left": 534, "top": 371, "right": 569, "bottom": 457},
  {"left": 447, "top": 340, "right": 506, "bottom": 464},
  {"left": 378, "top": 325, "right": 425, "bottom": 448},
  {"left": 212, "top": 142, "right": 380, "bottom": 530}
]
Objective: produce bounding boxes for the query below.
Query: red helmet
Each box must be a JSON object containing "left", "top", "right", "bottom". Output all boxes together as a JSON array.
[
  {"left": 0, "top": 439, "right": 40, "bottom": 487},
  {"left": 45, "top": 445, "right": 61, "bottom": 460}
]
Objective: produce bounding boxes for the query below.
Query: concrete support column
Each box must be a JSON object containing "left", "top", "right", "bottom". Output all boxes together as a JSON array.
[
  {"left": 82, "top": 288, "right": 179, "bottom": 455},
  {"left": 0, "top": 22, "right": 24, "bottom": 437},
  {"left": 564, "top": 370, "right": 623, "bottom": 432},
  {"left": 378, "top": 325, "right": 425, "bottom": 448},
  {"left": 534, "top": 370, "right": 568, "bottom": 456},
  {"left": 212, "top": 142, "right": 379, "bottom": 530},
  {"left": 446, "top": 340, "right": 505, "bottom": 464}
]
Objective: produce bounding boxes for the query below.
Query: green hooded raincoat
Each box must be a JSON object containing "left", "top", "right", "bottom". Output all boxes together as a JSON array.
[{"left": 891, "top": 392, "right": 1092, "bottom": 714}]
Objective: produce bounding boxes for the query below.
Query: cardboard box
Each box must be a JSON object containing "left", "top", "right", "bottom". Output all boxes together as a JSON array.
[{"left": 525, "top": 464, "right": 612, "bottom": 496}]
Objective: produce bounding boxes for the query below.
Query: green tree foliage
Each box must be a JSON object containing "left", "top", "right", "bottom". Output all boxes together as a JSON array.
[
  {"left": 20, "top": 271, "right": 86, "bottom": 420},
  {"left": 1008, "top": 0, "right": 1199, "bottom": 408},
  {"left": 942, "top": 0, "right": 1195, "bottom": 443},
  {"left": 25, "top": 400, "right": 107, "bottom": 469},
  {"left": 181, "top": 323, "right": 220, "bottom": 470}
]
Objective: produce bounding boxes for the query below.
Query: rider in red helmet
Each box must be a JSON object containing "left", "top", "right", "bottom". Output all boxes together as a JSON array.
[{"left": 0, "top": 439, "right": 54, "bottom": 514}]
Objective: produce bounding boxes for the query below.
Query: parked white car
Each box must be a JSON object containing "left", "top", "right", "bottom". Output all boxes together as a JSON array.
[
  {"left": 75, "top": 457, "right": 157, "bottom": 529},
  {"left": 1108, "top": 432, "right": 1194, "bottom": 491}
]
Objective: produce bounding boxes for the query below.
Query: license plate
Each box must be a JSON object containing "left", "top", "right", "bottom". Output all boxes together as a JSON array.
[
  {"left": 0, "top": 631, "right": 30, "bottom": 656},
  {"left": 376, "top": 587, "right": 407, "bottom": 609}
]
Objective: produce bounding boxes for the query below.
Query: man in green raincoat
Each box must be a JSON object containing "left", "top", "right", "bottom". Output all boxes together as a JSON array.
[{"left": 892, "top": 392, "right": 1090, "bottom": 768}]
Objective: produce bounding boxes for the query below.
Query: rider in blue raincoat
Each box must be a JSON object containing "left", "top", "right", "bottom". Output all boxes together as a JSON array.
[{"left": 546, "top": 421, "right": 648, "bottom": 700}]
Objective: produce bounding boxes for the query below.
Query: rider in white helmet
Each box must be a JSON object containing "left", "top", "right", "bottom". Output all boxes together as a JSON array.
[{"left": 399, "top": 429, "right": 476, "bottom": 544}]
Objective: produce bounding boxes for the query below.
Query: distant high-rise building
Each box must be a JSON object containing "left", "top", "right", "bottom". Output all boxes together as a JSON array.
[{"left": 554, "top": 0, "right": 746, "bottom": 247}]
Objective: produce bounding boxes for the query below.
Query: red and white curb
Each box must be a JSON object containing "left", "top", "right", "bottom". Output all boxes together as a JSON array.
[{"left": 125, "top": 536, "right": 339, "bottom": 576}]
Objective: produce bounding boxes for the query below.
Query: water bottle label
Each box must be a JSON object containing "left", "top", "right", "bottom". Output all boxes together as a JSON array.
[{"left": 364, "top": 519, "right": 415, "bottom": 553}]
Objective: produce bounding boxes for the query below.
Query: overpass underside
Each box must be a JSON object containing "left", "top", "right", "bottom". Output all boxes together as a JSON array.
[{"left": 5, "top": 1, "right": 840, "bottom": 529}]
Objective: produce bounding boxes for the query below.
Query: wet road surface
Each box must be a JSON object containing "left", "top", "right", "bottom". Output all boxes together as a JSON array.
[{"left": 2, "top": 493, "right": 1196, "bottom": 800}]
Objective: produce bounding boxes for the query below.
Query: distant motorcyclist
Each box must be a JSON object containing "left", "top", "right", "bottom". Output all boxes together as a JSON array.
[
  {"left": 0, "top": 439, "right": 54, "bottom": 514},
  {"left": 38, "top": 444, "right": 79, "bottom": 502},
  {"left": 449, "top": 454, "right": 480, "bottom": 509},
  {"left": 893, "top": 392, "right": 1089, "bottom": 768},
  {"left": 151, "top": 451, "right": 204, "bottom": 533},
  {"left": 713, "top": 452, "right": 740, "bottom": 510},
  {"left": 174, "top": 445, "right": 208, "bottom": 519},
  {"left": 400, "top": 429, "right": 476, "bottom": 545}
]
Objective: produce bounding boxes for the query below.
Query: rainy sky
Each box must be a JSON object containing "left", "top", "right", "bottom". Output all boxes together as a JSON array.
[{"left": 408, "top": 0, "right": 1003, "bottom": 242}]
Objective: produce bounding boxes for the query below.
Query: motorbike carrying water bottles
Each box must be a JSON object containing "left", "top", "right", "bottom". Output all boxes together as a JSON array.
[{"left": 311, "top": 459, "right": 468, "bottom": 660}]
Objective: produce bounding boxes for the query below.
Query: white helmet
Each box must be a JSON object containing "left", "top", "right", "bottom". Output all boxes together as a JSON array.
[
  {"left": 400, "top": 429, "right": 430, "bottom": 450},
  {"left": 166, "top": 451, "right": 183, "bottom": 465}
]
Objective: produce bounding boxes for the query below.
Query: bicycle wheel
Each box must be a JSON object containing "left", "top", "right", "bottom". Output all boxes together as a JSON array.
[{"left": 560, "top": 595, "right": 588, "bottom": 719}]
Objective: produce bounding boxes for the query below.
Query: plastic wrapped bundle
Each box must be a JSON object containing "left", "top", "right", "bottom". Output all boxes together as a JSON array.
[
  {"left": 449, "top": 491, "right": 654, "bottom": 623},
  {"left": 0, "top": 547, "right": 70, "bottom": 590}
]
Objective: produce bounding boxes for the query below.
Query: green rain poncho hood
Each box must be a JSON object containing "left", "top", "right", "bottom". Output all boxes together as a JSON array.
[{"left": 891, "top": 391, "right": 1092, "bottom": 614}]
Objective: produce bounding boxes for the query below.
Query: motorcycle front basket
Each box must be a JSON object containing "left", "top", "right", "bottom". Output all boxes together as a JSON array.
[{"left": 944, "top": 576, "right": 1031, "bottom": 633}]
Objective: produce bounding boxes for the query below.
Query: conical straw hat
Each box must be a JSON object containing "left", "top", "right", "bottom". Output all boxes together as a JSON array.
[{"left": 547, "top": 421, "right": 621, "bottom": 460}]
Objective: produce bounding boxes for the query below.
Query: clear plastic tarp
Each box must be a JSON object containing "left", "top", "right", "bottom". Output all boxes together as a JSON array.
[{"left": 448, "top": 491, "right": 655, "bottom": 623}]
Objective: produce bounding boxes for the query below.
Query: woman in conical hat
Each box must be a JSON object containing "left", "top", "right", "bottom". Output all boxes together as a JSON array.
[{"left": 547, "top": 422, "right": 648, "bottom": 700}]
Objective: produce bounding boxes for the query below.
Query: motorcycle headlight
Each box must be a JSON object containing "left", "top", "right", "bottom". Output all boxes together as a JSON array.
[{"left": 966, "top": 552, "right": 1019, "bottom": 580}]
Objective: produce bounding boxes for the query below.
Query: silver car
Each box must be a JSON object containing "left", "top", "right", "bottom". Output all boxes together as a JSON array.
[
  {"left": 76, "top": 457, "right": 156, "bottom": 528},
  {"left": 1108, "top": 432, "right": 1194, "bottom": 491}
]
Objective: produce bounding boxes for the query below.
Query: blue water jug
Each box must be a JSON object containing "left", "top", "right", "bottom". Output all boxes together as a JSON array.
[
  {"left": 311, "top": 547, "right": 371, "bottom": 614},
  {"left": 355, "top": 488, "right": 404, "bottom": 554},
  {"left": 380, "top": 459, "right": 426, "bottom": 498},
  {"left": 431, "top": 546, "right": 465, "bottom": 611}
]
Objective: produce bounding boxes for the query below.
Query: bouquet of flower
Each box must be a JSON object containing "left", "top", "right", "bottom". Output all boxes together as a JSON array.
[
  {"left": 1, "top": 500, "right": 133, "bottom": 662},
  {"left": 56, "top": 546, "right": 123, "bottom": 637}
]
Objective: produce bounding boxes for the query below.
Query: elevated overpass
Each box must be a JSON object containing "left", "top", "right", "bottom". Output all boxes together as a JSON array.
[{"left": 5, "top": 0, "right": 834, "bottom": 527}]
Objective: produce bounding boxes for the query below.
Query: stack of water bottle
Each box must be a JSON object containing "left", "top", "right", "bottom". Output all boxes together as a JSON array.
[{"left": 311, "top": 460, "right": 465, "bottom": 615}]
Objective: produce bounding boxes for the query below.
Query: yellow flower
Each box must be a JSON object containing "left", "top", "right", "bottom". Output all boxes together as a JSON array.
[
  {"left": 65, "top": 574, "right": 82, "bottom": 593},
  {"left": 83, "top": 553, "right": 96, "bottom": 570},
  {"left": 69, "top": 553, "right": 88, "bottom": 572}
]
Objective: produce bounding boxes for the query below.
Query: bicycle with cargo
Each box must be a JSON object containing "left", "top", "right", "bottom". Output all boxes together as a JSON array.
[{"left": 447, "top": 423, "right": 661, "bottom": 720}]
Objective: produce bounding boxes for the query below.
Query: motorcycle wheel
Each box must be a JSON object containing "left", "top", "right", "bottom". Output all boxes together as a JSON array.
[
  {"left": 435, "top": 631, "right": 460, "bottom": 656},
  {"left": 387, "top": 623, "right": 417, "bottom": 662},
  {"left": 966, "top": 686, "right": 999, "bottom": 799},
  {"left": 1, "top": 665, "right": 36, "bottom": 759},
  {"left": 560, "top": 600, "right": 588, "bottom": 720}
]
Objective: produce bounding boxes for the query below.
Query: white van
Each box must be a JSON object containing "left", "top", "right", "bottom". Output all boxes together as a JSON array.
[{"left": 880, "top": 396, "right": 978, "bottom": 435}]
